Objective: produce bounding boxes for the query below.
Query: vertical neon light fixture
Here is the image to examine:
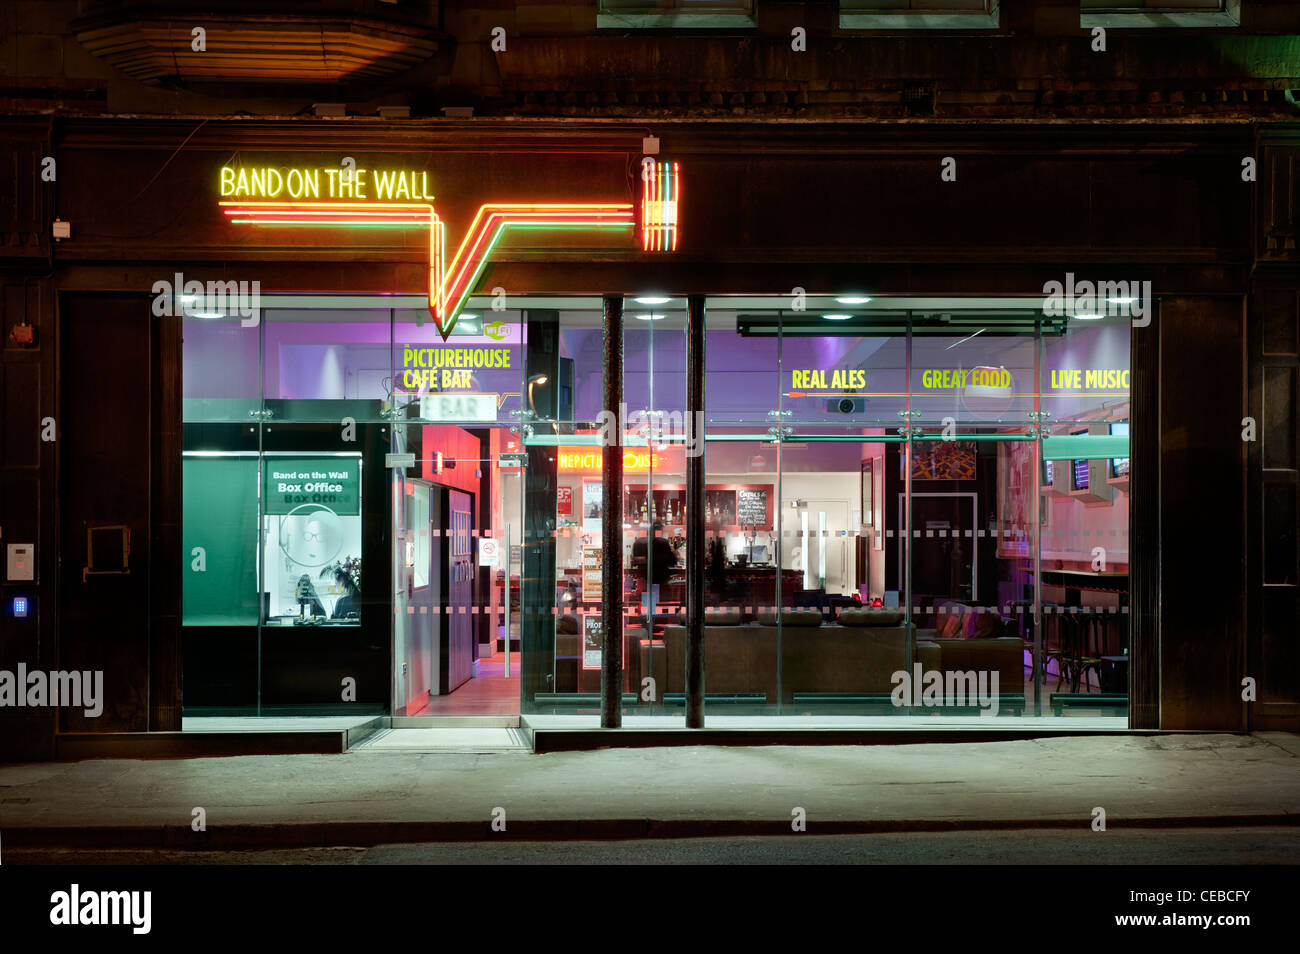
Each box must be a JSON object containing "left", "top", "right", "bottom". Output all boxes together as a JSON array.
[{"left": 640, "top": 160, "right": 680, "bottom": 253}]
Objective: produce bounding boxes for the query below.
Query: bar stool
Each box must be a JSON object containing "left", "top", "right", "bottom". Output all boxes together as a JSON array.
[
  {"left": 1072, "top": 613, "right": 1104, "bottom": 693},
  {"left": 1044, "top": 608, "right": 1071, "bottom": 688},
  {"left": 1008, "top": 599, "right": 1036, "bottom": 675}
]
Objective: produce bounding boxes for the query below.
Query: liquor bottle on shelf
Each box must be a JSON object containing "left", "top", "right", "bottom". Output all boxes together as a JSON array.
[{"left": 705, "top": 498, "right": 713, "bottom": 522}]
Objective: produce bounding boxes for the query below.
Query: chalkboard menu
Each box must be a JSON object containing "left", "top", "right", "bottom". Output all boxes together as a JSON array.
[
  {"left": 582, "top": 546, "right": 602, "bottom": 602},
  {"left": 737, "top": 488, "right": 769, "bottom": 525}
]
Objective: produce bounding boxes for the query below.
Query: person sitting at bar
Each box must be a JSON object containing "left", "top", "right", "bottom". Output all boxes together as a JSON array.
[{"left": 631, "top": 522, "right": 678, "bottom": 636}]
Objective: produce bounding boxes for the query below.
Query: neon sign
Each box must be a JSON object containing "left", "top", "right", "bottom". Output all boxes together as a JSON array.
[
  {"left": 219, "top": 165, "right": 434, "bottom": 201},
  {"left": 218, "top": 159, "right": 681, "bottom": 338},
  {"left": 641, "top": 159, "right": 680, "bottom": 252},
  {"left": 558, "top": 448, "right": 671, "bottom": 472}
]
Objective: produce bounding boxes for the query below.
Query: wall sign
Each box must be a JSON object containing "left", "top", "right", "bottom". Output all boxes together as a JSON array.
[
  {"left": 558, "top": 446, "right": 684, "bottom": 473},
  {"left": 402, "top": 346, "right": 512, "bottom": 391},
  {"left": 419, "top": 393, "right": 499, "bottom": 421},
  {"left": 791, "top": 369, "right": 866, "bottom": 390},
  {"left": 263, "top": 457, "right": 360, "bottom": 515},
  {"left": 220, "top": 165, "right": 434, "bottom": 201},
  {"left": 1048, "top": 369, "right": 1131, "bottom": 390},
  {"left": 219, "top": 156, "right": 682, "bottom": 339}
]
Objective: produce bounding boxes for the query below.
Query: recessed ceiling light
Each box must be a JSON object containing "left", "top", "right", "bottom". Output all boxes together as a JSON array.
[
  {"left": 178, "top": 294, "right": 198, "bottom": 304},
  {"left": 822, "top": 313, "right": 854, "bottom": 321},
  {"left": 1075, "top": 313, "right": 1104, "bottom": 320},
  {"left": 635, "top": 296, "right": 671, "bottom": 305},
  {"left": 193, "top": 312, "right": 224, "bottom": 319},
  {"left": 459, "top": 313, "right": 477, "bottom": 320},
  {"left": 1107, "top": 297, "right": 1137, "bottom": 305},
  {"left": 836, "top": 296, "right": 871, "bottom": 305},
  {"left": 635, "top": 313, "right": 666, "bottom": 321}
]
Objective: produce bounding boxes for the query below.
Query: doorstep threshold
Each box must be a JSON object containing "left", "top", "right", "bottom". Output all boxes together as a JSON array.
[{"left": 521, "top": 717, "right": 1184, "bottom": 753}]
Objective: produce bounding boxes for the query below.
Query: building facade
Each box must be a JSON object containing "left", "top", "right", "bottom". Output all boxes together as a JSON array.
[{"left": 2, "top": 0, "right": 1299, "bottom": 758}]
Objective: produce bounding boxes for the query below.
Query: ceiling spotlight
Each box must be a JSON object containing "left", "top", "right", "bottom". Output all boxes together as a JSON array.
[
  {"left": 635, "top": 296, "right": 671, "bottom": 305},
  {"left": 635, "top": 313, "right": 666, "bottom": 321},
  {"left": 1107, "top": 297, "right": 1137, "bottom": 305},
  {"left": 836, "top": 296, "right": 872, "bottom": 305},
  {"left": 821, "top": 314, "right": 854, "bottom": 321},
  {"left": 193, "top": 312, "right": 224, "bottom": 319},
  {"left": 1075, "top": 313, "right": 1104, "bottom": 320}
]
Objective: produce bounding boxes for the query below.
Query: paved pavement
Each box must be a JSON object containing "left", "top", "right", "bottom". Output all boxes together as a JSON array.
[
  {"left": 9, "top": 829, "right": 1300, "bottom": 865},
  {"left": 1, "top": 733, "right": 1297, "bottom": 850}
]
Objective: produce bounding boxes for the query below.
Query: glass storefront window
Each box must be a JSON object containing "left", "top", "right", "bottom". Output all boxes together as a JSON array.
[{"left": 180, "top": 295, "right": 1132, "bottom": 727}]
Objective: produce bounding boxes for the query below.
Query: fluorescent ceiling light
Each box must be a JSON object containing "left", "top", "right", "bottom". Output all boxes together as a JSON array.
[
  {"left": 635, "top": 313, "right": 665, "bottom": 321},
  {"left": 836, "top": 296, "right": 872, "bottom": 305},
  {"left": 1074, "top": 313, "right": 1104, "bottom": 320},
  {"left": 635, "top": 296, "right": 671, "bottom": 305},
  {"left": 1107, "top": 297, "right": 1137, "bottom": 304},
  {"left": 821, "top": 314, "right": 854, "bottom": 321},
  {"left": 192, "top": 312, "right": 224, "bottom": 319}
]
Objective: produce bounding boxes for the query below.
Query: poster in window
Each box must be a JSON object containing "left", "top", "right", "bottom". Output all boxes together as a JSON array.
[
  {"left": 582, "top": 480, "right": 602, "bottom": 533},
  {"left": 582, "top": 615, "right": 603, "bottom": 670},
  {"left": 996, "top": 441, "right": 1034, "bottom": 558},
  {"left": 909, "top": 441, "right": 977, "bottom": 480}
]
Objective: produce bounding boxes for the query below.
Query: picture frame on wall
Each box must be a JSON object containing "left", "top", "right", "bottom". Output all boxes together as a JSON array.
[
  {"left": 860, "top": 458, "right": 874, "bottom": 527},
  {"left": 863, "top": 457, "right": 884, "bottom": 551}
]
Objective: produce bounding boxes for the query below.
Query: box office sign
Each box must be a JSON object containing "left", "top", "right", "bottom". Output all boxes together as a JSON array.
[{"left": 264, "top": 458, "right": 361, "bottom": 515}]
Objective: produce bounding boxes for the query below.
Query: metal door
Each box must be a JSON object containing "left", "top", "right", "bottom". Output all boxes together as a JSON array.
[{"left": 445, "top": 489, "right": 475, "bottom": 692}]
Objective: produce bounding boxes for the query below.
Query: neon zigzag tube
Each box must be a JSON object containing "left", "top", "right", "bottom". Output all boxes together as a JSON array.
[{"left": 219, "top": 201, "right": 634, "bottom": 337}]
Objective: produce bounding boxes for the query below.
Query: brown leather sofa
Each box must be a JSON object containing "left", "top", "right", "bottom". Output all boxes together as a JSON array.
[{"left": 914, "top": 600, "right": 1026, "bottom": 695}]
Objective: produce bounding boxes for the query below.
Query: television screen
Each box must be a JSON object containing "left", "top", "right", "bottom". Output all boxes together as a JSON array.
[
  {"left": 1110, "top": 421, "right": 1130, "bottom": 478},
  {"left": 1073, "top": 458, "right": 1090, "bottom": 491}
]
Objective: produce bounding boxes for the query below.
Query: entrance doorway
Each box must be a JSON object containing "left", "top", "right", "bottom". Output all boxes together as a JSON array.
[
  {"left": 900, "top": 492, "right": 978, "bottom": 625},
  {"left": 390, "top": 425, "right": 522, "bottom": 717}
]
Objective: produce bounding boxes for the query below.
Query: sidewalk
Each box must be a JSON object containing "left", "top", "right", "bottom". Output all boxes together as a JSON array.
[{"left": 2, "top": 733, "right": 1297, "bottom": 850}]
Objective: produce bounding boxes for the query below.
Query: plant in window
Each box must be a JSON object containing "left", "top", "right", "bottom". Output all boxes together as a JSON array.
[{"left": 320, "top": 555, "right": 362, "bottom": 619}]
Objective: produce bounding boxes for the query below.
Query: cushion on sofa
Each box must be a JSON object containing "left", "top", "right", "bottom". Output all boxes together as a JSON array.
[
  {"left": 838, "top": 608, "right": 905, "bottom": 628},
  {"left": 702, "top": 609, "right": 744, "bottom": 625},
  {"left": 755, "top": 609, "right": 823, "bottom": 627}
]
